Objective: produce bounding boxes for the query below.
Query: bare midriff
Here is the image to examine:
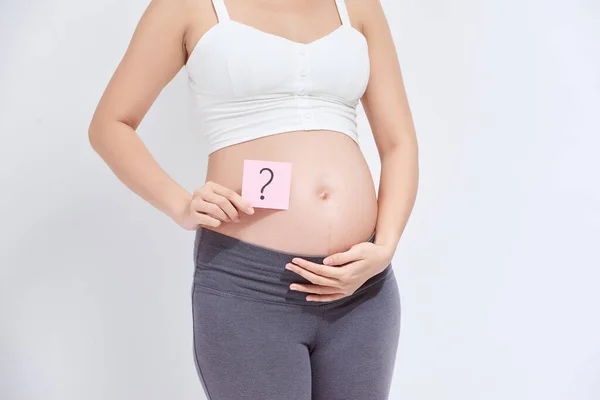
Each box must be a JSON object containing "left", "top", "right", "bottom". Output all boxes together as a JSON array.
[{"left": 203, "top": 129, "right": 378, "bottom": 256}]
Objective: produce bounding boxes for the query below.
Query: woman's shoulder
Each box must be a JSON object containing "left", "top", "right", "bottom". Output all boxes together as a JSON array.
[
  {"left": 343, "top": 0, "right": 387, "bottom": 37},
  {"left": 345, "top": 0, "right": 392, "bottom": 44}
]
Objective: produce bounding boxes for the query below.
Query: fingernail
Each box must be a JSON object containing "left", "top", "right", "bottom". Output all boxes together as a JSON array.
[
  {"left": 285, "top": 264, "right": 292, "bottom": 270},
  {"left": 247, "top": 207, "right": 254, "bottom": 214},
  {"left": 323, "top": 257, "right": 331, "bottom": 264},
  {"left": 290, "top": 284, "right": 299, "bottom": 290}
]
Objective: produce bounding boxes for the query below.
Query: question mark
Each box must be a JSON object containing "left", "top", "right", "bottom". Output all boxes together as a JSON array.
[{"left": 259, "top": 168, "right": 274, "bottom": 200}]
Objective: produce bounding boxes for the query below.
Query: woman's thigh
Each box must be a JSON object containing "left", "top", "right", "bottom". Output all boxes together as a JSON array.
[
  {"left": 191, "top": 285, "right": 320, "bottom": 400},
  {"left": 310, "top": 270, "right": 402, "bottom": 400}
]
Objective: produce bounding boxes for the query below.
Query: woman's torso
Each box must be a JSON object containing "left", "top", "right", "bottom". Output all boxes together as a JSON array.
[{"left": 185, "top": 0, "right": 377, "bottom": 256}]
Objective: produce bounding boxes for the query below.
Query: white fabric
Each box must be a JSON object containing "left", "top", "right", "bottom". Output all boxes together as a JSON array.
[
  {"left": 211, "top": 0, "right": 230, "bottom": 22},
  {"left": 185, "top": 0, "right": 370, "bottom": 154},
  {"left": 335, "top": 0, "right": 351, "bottom": 26}
]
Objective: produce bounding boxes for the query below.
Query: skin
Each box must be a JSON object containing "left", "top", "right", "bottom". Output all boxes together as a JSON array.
[{"left": 88, "top": 0, "right": 419, "bottom": 302}]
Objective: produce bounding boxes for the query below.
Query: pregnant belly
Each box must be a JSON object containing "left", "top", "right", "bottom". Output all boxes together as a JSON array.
[{"left": 203, "top": 130, "right": 378, "bottom": 256}]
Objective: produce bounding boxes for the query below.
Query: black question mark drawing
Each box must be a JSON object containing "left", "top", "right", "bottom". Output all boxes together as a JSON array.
[{"left": 259, "top": 168, "right": 274, "bottom": 200}]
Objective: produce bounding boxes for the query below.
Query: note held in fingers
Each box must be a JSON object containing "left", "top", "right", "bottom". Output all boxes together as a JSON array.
[{"left": 241, "top": 159, "right": 292, "bottom": 210}]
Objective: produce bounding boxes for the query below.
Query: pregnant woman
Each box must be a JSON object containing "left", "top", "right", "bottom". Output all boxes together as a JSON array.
[{"left": 89, "top": 0, "right": 418, "bottom": 399}]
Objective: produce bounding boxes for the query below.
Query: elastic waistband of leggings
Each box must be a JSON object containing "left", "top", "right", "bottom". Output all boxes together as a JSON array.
[
  {"left": 195, "top": 227, "right": 377, "bottom": 268},
  {"left": 192, "top": 227, "right": 390, "bottom": 307}
]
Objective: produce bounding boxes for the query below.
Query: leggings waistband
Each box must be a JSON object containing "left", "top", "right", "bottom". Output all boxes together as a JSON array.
[{"left": 192, "top": 227, "right": 391, "bottom": 307}]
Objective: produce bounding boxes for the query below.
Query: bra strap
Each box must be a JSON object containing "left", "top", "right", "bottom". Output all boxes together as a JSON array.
[
  {"left": 335, "top": 0, "right": 351, "bottom": 26},
  {"left": 211, "top": 0, "right": 230, "bottom": 22}
]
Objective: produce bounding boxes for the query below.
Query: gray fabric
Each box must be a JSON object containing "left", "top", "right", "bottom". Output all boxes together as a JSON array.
[{"left": 191, "top": 227, "right": 401, "bottom": 400}]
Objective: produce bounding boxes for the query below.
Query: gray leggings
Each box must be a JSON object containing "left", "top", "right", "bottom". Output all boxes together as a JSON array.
[{"left": 191, "top": 227, "right": 401, "bottom": 400}]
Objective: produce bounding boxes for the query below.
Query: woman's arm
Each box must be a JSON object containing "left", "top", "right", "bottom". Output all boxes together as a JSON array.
[
  {"left": 359, "top": 0, "right": 419, "bottom": 258},
  {"left": 88, "top": 0, "right": 193, "bottom": 225},
  {"left": 90, "top": 0, "right": 254, "bottom": 229}
]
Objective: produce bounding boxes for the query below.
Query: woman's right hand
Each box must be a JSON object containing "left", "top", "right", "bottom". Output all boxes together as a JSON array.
[{"left": 175, "top": 181, "right": 255, "bottom": 231}]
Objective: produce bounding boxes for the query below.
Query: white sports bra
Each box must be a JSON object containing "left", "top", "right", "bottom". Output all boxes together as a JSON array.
[{"left": 185, "top": 0, "right": 370, "bottom": 154}]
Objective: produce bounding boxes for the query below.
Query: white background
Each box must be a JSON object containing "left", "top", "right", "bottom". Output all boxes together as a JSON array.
[{"left": 1, "top": 0, "right": 599, "bottom": 399}]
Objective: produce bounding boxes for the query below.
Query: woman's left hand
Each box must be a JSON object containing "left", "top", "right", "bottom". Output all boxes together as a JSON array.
[{"left": 285, "top": 241, "right": 394, "bottom": 302}]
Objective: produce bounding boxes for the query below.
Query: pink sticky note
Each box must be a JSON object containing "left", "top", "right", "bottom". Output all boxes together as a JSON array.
[{"left": 241, "top": 159, "right": 292, "bottom": 210}]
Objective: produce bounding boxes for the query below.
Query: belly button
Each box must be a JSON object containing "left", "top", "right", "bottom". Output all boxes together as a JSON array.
[{"left": 318, "top": 190, "right": 329, "bottom": 200}]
